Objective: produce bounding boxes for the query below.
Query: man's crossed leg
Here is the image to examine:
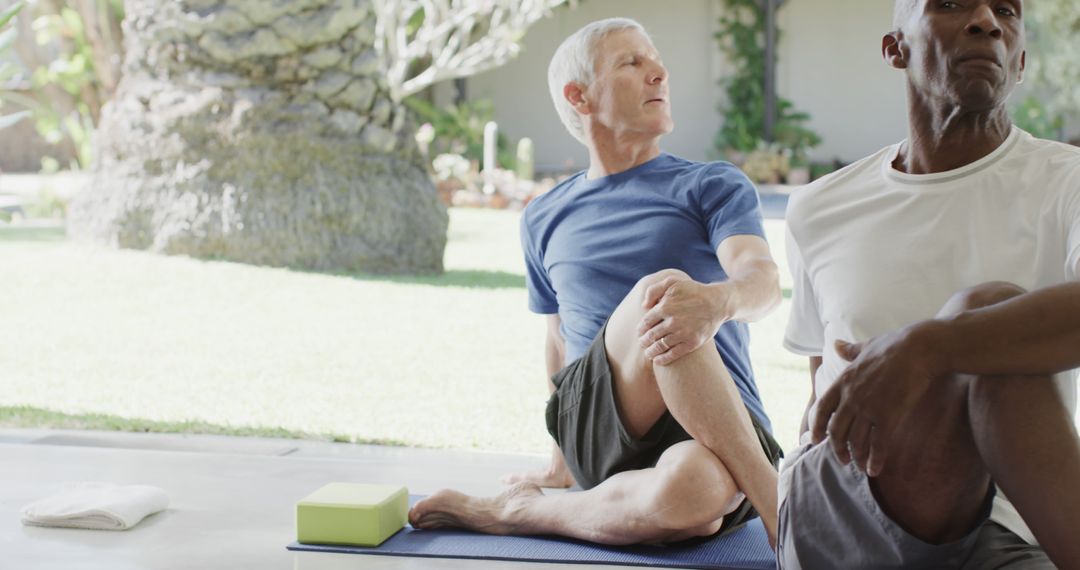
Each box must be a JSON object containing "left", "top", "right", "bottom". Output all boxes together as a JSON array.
[
  {"left": 410, "top": 270, "right": 781, "bottom": 545},
  {"left": 780, "top": 283, "right": 1080, "bottom": 568}
]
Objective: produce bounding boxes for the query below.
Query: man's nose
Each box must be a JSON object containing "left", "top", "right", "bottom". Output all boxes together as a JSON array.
[
  {"left": 966, "top": 5, "right": 1003, "bottom": 39},
  {"left": 648, "top": 62, "right": 667, "bottom": 85}
]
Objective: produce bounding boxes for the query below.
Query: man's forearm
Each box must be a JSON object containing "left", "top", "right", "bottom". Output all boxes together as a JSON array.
[
  {"left": 711, "top": 258, "right": 781, "bottom": 323},
  {"left": 925, "top": 281, "right": 1080, "bottom": 377}
]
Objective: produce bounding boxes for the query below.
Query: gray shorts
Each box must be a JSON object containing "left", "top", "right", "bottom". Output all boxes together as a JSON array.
[
  {"left": 778, "top": 442, "right": 1053, "bottom": 569},
  {"left": 545, "top": 322, "right": 783, "bottom": 536}
]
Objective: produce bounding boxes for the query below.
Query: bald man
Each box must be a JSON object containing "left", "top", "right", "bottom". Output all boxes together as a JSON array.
[{"left": 778, "top": 1, "right": 1080, "bottom": 568}]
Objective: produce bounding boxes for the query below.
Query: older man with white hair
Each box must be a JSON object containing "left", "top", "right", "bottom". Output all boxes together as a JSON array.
[{"left": 409, "top": 18, "right": 784, "bottom": 546}]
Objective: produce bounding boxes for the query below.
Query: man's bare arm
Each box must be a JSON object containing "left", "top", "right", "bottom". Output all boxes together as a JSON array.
[
  {"left": 502, "top": 314, "right": 575, "bottom": 488},
  {"left": 925, "top": 281, "right": 1080, "bottom": 377},
  {"left": 714, "top": 234, "right": 783, "bottom": 324}
]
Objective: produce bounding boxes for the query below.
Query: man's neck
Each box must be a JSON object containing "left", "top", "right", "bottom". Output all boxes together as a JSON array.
[
  {"left": 895, "top": 87, "right": 1013, "bottom": 175},
  {"left": 585, "top": 131, "right": 663, "bottom": 179}
]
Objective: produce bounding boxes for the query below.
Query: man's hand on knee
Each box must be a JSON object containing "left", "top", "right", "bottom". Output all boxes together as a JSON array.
[
  {"left": 812, "top": 322, "right": 949, "bottom": 477},
  {"left": 635, "top": 270, "right": 730, "bottom": 366}
]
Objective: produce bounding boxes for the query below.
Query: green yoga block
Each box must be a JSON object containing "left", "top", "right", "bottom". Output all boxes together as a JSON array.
[{"left": 296, "top": 483, "right": 408, "bottom": 547}]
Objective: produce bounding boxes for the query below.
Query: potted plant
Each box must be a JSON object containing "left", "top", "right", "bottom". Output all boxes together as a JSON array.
[
  {"left": 773, "top": 100, "right": 820, "bottom": 186},
  {"left": 741, "top": 143, "right": 790, "bottom": 186},
  {"left": 713, "top": 0, "right": 821, "bottom": 186}
]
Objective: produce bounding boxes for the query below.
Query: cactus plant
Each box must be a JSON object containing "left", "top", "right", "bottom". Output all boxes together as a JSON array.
[{"left": 516, "top": 138, "right": 534, "bottom": 182}]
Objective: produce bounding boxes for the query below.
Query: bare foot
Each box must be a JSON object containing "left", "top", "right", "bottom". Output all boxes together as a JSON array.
[{"left": 408, "top": 482, "right": 544, "bottom": 535}]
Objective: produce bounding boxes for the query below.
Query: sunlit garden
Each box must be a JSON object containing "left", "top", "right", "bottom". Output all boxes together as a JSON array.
[
  {"left": 1, "top": 0, "right": 1078, "bottom": 460},
  {"left": 0, "top": 205, "right": 810, "bottom": 453}
]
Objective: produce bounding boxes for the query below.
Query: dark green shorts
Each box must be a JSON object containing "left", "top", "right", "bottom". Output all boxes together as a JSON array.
[{"left": 545, "top": 322, "right": 783, "bottom": 536}]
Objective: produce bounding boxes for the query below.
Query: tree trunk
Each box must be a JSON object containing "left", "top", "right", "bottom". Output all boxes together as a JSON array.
[{"left": 68, "top": 0, "right": 447, "bottom": 274}]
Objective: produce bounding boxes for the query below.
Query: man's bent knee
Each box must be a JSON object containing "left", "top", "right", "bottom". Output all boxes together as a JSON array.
[
  {"left": 629, "top": 268, "right": 692, "bottom": 304},
  {"left": 603, "top": 270, "right": 696, "bottom": 438},
  {"left": 968, "top": 372, "right": 1066, "bottom": 418},
  {"left": 640, "top": 268, "right": 691, "bottom": 287},
  {"left": 939, "top": 281, "right": 1027, "bottom": 316},
  {"left": 608, "top": 268, "right": 693, "bottom": 370}
]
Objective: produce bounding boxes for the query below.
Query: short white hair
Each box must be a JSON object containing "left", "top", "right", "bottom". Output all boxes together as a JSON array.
[{"left": 547, "top": 18, "right": 649, "bottom": 145}]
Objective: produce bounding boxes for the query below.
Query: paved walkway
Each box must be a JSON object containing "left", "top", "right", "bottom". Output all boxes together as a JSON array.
[{"left": 2, "top": 429, "right": 655, "bottom": 570}]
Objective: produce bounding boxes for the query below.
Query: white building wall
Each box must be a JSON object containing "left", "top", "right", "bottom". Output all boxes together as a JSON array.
[
  {"left": 776, "top": 1, "right": 908, "bottom": 164},
  {"left": 776, "top": 1, "right": 1080, "bottom": 160},
  {"left": 451, "top": 0, "right": 1075, "bottom": 172},
  {"left": 457, "top": 0, "right": 723, "bottom": 173}
]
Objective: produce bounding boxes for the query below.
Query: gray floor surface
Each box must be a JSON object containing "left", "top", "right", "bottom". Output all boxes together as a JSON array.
[{"left": 1, "top": 428, "right": 642, "bottom": 570}]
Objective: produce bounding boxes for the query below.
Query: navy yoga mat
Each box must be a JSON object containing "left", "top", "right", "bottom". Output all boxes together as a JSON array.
[{"left": 287, "top": 496, "right": 776, "bottom": 570}]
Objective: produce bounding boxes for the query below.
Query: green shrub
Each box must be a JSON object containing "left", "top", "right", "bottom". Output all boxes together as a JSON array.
[
  {"left": 713, "top": 0, "right": 820, "bottom": 165},
  {"left": 406, "top": 97, "right": 517, "bottom": 171},
  {"left": 1012, "top": 96, "right": 1065, "bottom": 141}
]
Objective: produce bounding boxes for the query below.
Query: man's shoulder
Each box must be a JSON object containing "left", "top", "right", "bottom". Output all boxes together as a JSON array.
[
  {"left": 523, "top": 170, "right": 586, "bottom": 224},
  {"left": 657, "top": 155, "right": 756, "bottom": 200},
  {"left": 806, "top": 146, "right": 895, "bottom": 191},
  {"left": 785, "top": 145, "right": 898, "bottom": 249},
  {"left": 1018, "top": 129, "right": 1080, "bottom": 157},
  {"left": 1013, "top": 130, "right": 1080, "bottom": 178},
  {"left": 788, "top": 146, "right": 895, "bottom": 215},
  {"left": 664, "top": 154, "right": 747, "bottom": 179}
]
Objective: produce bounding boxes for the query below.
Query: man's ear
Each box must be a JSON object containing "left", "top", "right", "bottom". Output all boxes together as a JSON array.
[
  {"left": 564, "top": 82, "right": 591, "bottom": 116},
  {"left": 882, "top": 31, "right": 907, "bottom": 70},
  {"left": 1018, "top": 50, "right": 1026, "bottom": 83}
]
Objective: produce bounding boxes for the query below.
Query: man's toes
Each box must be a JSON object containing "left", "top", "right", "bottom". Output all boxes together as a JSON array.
[
  {"left": 410, "top": 506, "right": 438, "bottom": 529},
  {"left": 417, "top": 513, "right": 454, "bottom": 529},
  {"left": 408, "top": 496, "right": 441, "bottom": 525},
  {"left": 411, "top": 513, "right": 432, "bottom": 528}
]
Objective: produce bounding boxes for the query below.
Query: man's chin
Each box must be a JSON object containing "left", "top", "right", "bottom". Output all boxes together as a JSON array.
[
  {"left": 657, "top": 119, "right": 675, "bottom": 136},
  {"left": 624, "top": 118, "right": 673, "bottom": 140},
  {"left": 953, "top": 79, "right": 1012, "bottom": 112}
]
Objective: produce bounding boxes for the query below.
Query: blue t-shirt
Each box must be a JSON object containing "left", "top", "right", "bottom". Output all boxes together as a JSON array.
[{"left": 521, "top": 153, "right": 771, "bottom": 430}]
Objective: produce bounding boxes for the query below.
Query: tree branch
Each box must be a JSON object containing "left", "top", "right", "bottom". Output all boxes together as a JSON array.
[{"left": 373, "top": 0, "right": 570, "bottom": 102}]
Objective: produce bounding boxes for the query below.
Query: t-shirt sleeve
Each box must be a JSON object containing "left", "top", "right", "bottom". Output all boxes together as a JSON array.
[
  {"left": 520, "top": 213, "right": 559, "bottom": 314},
  {"left": 698, "top": 163, "right": 766, "bottom": 252},
  {"left": 1064, "top": 167, "right": 1080, "bottom": 281},
  {"left": 783, "top": 225, "right": 826, "bottom": 356}
]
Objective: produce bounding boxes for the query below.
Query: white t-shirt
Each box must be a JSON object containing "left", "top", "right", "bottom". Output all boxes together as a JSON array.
[{"left": 783, "top": 127, "right": 1080, "bottom": 544}]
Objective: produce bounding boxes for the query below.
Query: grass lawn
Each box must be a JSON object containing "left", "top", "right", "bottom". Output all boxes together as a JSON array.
[{"left": 0, "top": 209, "right": 810, "bottom": 454}]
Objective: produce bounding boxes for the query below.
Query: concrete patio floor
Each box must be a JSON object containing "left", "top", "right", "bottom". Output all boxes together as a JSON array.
[{"left": 1, "top": 429, "right": 655, "bottom": 570}]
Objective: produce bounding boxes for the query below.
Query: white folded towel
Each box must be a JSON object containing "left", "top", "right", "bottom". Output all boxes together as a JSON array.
[{"left": 21, "top": 482, "right": 169, "bottom": 530}]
